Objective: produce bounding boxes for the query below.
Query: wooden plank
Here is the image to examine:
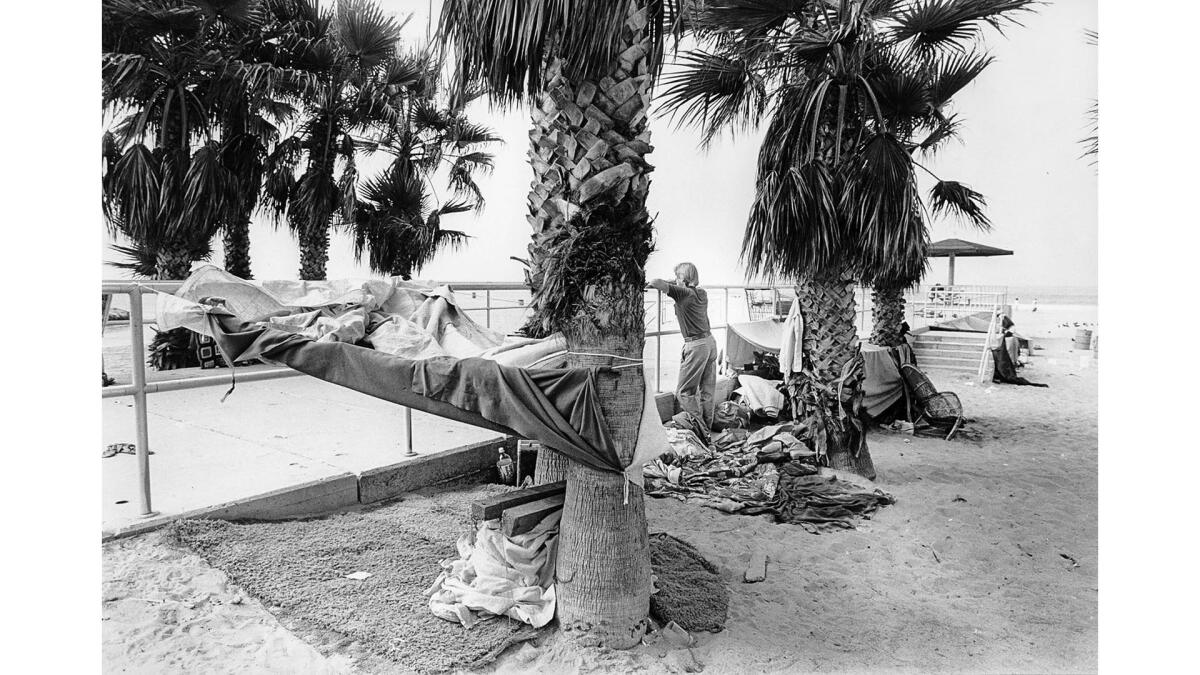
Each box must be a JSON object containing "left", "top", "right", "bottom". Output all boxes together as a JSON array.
[
  {"left": 501, "top": 494, "right": 566, "bottom": 537},
  {"left": 470, "top": 481, "right": 566, "bottom": 521}
]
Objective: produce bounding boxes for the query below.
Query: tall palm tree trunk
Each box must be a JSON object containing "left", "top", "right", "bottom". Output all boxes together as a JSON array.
[
  {"left": 295, "top": 144, "right": 337, "bottom": 281},
  {"left": 870, "top": 284, "right": 906, "bottom": 347},
  {"left": 792, "top": 275, "right": 877, "bottom": 480},
  {"left": 154, "top": 120, "right": 197, "bottom": 280},
  {"left": 522, "top": 0, "right": 657, "bottom": 647},
  {"left": 298, "top": 224, "right": 331, "bottom": 281},
  {"left": 223, "top": 216, "right": 254, "bottom": 279}
]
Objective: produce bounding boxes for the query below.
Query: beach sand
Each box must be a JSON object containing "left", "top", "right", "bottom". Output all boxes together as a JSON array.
[{"left": 102, "top": 354, "right": 1096, "bottom": 674}]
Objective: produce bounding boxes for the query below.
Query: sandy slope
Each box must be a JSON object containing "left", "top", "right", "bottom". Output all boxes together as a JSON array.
[{"left": 102, "top": 354, "right": 1097, "bottom": 674}]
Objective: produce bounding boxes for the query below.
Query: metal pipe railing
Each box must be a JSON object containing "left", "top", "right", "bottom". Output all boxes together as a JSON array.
[
  {"left": 127, "top": 289, "right": 156, "bottom": 518},
  {"left": 103, "top": 278, "right": 889, "bottom": 518}
]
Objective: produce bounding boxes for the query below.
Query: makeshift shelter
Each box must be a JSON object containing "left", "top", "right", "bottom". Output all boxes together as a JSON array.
[
  {"left": 157, "top": 266, "right": 664, "bottom": 483},
  {"left": 928, "top": 238, "right": 1013, "bottom": 286},
  {"left": 723, "top": 320, "right": 912, "bottom": 419}
]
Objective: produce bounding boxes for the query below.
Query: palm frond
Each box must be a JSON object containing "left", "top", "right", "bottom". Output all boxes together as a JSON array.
[
  {"left": 333, "top": 0, "right": 407, "bottom": 69},
  {"left": 437, "top": 0, "right": 682, "bottom": 103},
  {"left": 888, "top": 0, "right": 1036, "bottom": 53},
  {"left": 658, "top": 49, "right": 768, "bottom": 144},
  {"left": 176, "top": 141, "right": 235, "bottom": 239},
  {"left": 106, "top": 143, "right": 162, "bottom": 243},
  {"left": 109, "top": 242, "right": 162, "bottom": 279},
  {"left": 741, "top": 161, "right": 841, "bottom": 282},
  {"left": 693, "top": 0, "right": 807, "bottom": 36},
  {"left": 927, "top": 49, "right": 993, "bottom": 107},
  {"left": 913, "top": 113, "right": 963, "bottom": 155},
  {"left": 867, "top": 58, "right": 931, "bottom": 126},
  {"left": 928, "top": 179, "right": 990, "bottom": 229},
  {"left": 1079, "top": 100, "right": 1097, "bottom": 164},
  {"left": 840, "top": 133, "right": 923, "bottom": 282}
]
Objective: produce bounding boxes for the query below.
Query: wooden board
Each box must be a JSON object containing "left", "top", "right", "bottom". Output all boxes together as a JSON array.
[
  {"left": 470, "top": 481, "right": 566, "bottom": 521},
  {"left": 501, "top": 494, "right": 566, "bottom": 537}
]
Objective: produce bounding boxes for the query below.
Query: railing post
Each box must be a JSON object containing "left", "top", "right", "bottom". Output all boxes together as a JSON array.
[
  {"left": 484, "top": 289, "right": 492, "bottom": 328},
  {"left": 655, "top": 289, "right": 663, "bottom": 393},
  {"left": 128, "top": 289, "right": 157, "bottom": 518},
  {"left": 404, "top": 407, "right": 416, "bottom": 457}
]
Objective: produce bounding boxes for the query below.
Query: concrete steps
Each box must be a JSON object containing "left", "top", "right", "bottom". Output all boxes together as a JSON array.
[{"left": 912, "top": 331, "right": 988, "bottom": 374}]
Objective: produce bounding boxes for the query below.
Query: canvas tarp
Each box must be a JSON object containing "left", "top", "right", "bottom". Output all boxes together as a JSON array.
[
  {"left": 723, "top": 320, "right": 912, "bottom": 418},
  {"left": 158, "top": 266, "right": 664, "bottom": 483}
]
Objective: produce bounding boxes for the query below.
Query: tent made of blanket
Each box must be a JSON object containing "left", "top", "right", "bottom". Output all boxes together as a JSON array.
[
  {"left": 723, "top": 320, "right": 912, "bottom": 418},
  {"left": 158, "top": 266, "right": 663, "bottom": 483}
]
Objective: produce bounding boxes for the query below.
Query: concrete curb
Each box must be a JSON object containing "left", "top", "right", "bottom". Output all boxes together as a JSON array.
[
  {"left": 359, "top": 437, "right": 512, "bottom": 504},
  {"left": 101, "top": 437, "right": 512, "bottom": 543}
]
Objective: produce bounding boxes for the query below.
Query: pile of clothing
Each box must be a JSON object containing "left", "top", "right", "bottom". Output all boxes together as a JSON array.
[{"left": 645, "top": 422, "right": 895, "bottom": 532}]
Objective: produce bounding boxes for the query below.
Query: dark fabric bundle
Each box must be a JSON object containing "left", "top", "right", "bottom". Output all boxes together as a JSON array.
[
  {"left": 757, "top": 467, "right": 896, "bottom": 528},
  {"left": 203, "top": 312, "right": 629, "bottom": 475},
  {"left": 645, "top": 424, "right": 895, "bottom": 531},
  {"left": 991, "top": 346, "right": 1049, "bottom": 387}
]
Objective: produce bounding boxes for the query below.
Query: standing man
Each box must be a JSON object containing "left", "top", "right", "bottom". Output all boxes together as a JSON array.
[{"left": 650, "top": 263, "right": 716, "bottom": 429}]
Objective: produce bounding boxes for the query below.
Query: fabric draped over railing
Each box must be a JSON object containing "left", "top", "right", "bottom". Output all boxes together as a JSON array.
[{"left": 157, "top": 266, "right": 664, "bottom": 483}]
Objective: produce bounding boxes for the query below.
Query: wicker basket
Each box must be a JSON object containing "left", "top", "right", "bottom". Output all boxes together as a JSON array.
[
  {"left": 924, "top": 392, "right": 962, "bottom": 424},
  {"left": 900, "top": 364, "right": 939, "bottom": 405}
]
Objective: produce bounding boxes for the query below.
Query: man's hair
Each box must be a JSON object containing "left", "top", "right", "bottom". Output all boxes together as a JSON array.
[{"left": 674, "top": 262, "right": 699, "bottom": 287}]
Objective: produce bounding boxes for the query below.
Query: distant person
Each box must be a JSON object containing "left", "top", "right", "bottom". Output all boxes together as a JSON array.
[
  {"left": 650, "top": 263, "right": 716, "bottom": 429},
  {"left": 1013, "top": 297, "right": 1021, "bottom": 313},
  {"left": 1032, "top": 298, "right": 1039, "bottom": 313}
]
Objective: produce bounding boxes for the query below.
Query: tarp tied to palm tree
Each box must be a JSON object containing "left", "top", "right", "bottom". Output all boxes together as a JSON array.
[
  {"left": 438, "top": 0, "right": 688, "bottom": 650},
  {"left": 658, "top": 0, "right": 1034, "bottom": 476}
]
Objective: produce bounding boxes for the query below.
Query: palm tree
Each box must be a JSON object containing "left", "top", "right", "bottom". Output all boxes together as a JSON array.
[
  {"left": 659, "top": 0, "right": 1035, "bottom": 477},
  {"left": 102, "top": 0, "right": 242, "bottom": 279},
  {"left": 102, "top": 0, "right": 317, "bottom": 279},
  {"left": 439, "top": 0, "right": 683, "bottom": 648},
  {"left": 351, "top": 75, "right": 500, "bottom": 279},
  {"left": 864, "top": 45, "right": 1008, "bottom": 346},
  {"left": 262, "top": 0, "right": 411, "bottom": 281}
]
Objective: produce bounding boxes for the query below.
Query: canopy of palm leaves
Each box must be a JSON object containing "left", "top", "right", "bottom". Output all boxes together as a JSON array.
[
  {"left": 101, "top": 0, "right": 319, "bottom": 279},
  {"left": 657, "top": 0, "right": 1034, "bottom": 288},
  {"left": 350, "top": 86, "right": 500, "bottom": 279},
  {"left": 256, "top": 0, "right": 423, "bottom": 280},
  {"left": 438, "top": 0, "right": 685, "bottom": 105}
]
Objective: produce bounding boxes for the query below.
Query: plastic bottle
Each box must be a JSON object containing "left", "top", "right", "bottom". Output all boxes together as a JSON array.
[{"left": 496, "top": 449, "right": 515, "bottom": 484}]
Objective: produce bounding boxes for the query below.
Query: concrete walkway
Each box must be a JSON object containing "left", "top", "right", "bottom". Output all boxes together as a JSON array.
[{"left": 102, "top": 373, "right": 504, "bottom": 535}]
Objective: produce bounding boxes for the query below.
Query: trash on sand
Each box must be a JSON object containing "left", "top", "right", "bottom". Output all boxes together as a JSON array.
[
  {"left": 1059, "top": 553, "right": 1080, "bottom": 569},
  {"left": 345, "top": 571, "right": 373, "bottom": 580},
  {"left": 952, "top": 495, "right": 967, "bottom": 503},
  {"left": 744, "top": 551, "right": 768, "bottom": 583},
  {"left": 884, "top": 420, "right": 915, "bottom": 434},
  {"left": 661, "top": 620, "right": 695, "bottom": 648}
]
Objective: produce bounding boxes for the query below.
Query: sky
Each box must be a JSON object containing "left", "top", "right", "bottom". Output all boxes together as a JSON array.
[{"left": 102, "top": 0, "right": 1098, "bottom": 289}]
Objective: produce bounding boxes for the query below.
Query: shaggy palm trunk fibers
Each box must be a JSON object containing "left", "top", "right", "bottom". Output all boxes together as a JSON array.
[
  {"left": 222, "top": 216, "right": 254, "bottom": 279},
  {"left": 794, "top": 276, "right": 877, "bottom": 480},
  {"left": 871, "top": 284, "right": 906, "bottom": 347}
]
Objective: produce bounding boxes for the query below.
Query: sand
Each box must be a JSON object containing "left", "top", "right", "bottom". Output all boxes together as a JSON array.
[{"left": 102, "top": 353, "right": 1096, "bottom": 674}]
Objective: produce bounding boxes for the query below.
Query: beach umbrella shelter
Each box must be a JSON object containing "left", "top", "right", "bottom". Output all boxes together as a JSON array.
[{"left": 928, "top": 238, "right": 1013, "bottom": 286}]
